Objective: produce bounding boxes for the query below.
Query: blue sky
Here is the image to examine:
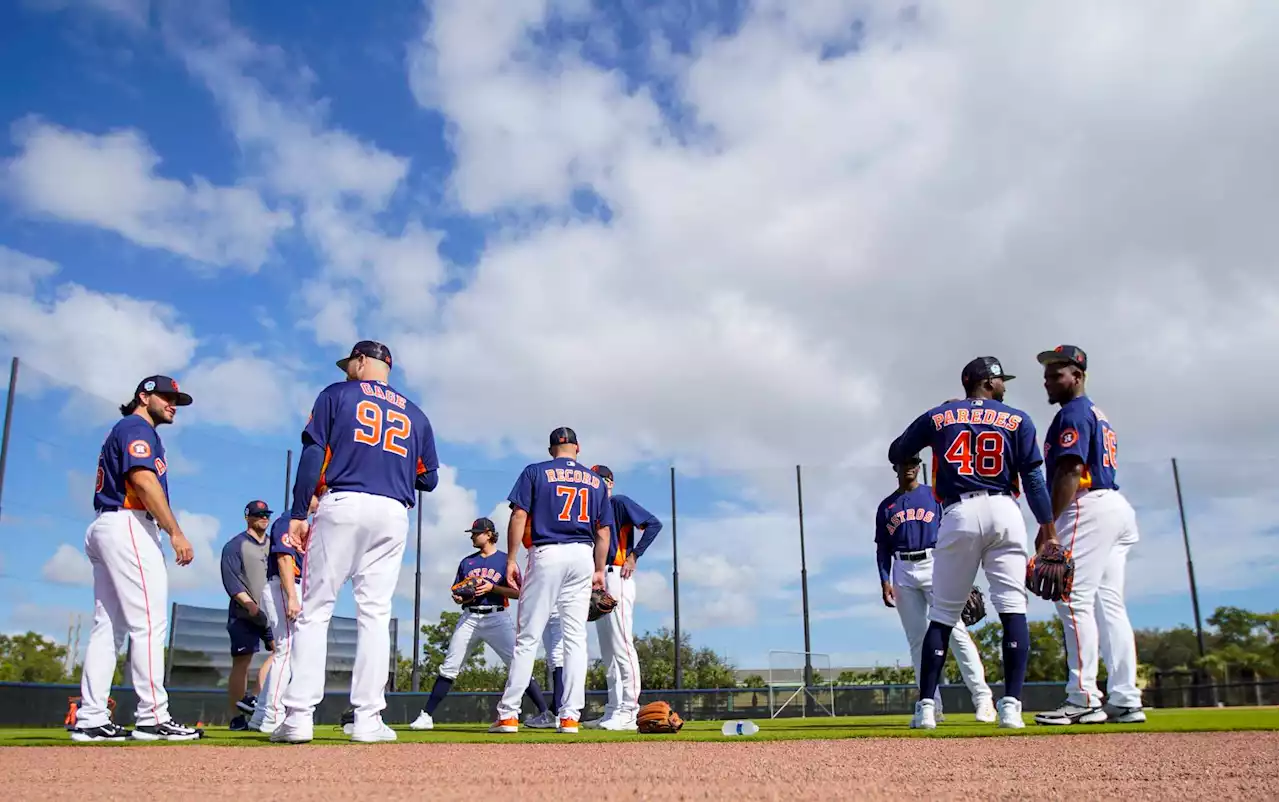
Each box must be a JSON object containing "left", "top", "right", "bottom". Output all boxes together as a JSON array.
[{"left": 0, "top": 0, "right": 1275, "bottom": 678}]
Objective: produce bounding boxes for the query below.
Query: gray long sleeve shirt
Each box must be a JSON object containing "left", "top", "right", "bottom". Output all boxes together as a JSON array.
[{"left": 220, "top": 530, "right": 270, "bottom": 623}]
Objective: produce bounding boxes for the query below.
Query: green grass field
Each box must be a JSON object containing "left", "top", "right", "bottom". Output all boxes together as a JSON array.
[{"left": 2, "top": 707, "right": 1275, "bottom": 746}]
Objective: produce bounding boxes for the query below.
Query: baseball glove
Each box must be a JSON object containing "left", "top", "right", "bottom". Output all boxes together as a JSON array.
[
  {"left": 452, "top": 576, "right": 482, "bottom": 604},
  {"left": 961, "top": 586, "right": 987, "bottom": 627},
  {"left": 636, "top": 701, "right": 684, "bottom": 734},
  {"left": 587, "top": 587, "right": 618, "bottom": 622},
  {"left": 1026, "top": 542, "right": 1075, "bottom": 602}
]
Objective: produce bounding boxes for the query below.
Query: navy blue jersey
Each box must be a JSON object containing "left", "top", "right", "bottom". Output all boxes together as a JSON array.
[
  {"left": 302, "top": 379, "right": 438, "bottom": 507},
  {"left": 507, "top": 457, "right": 614, "bottom": 547},
  {"left": 607, "top": 494, "right": 662, "bottom": 566},
  {"left": 454, "top": 550, "right": 510, "bottom": 608},
  {"left": 874, "top": 484, "right": 942, "bottom": 582},
  {"left": 93, "top": 415, "right": 170, "bottom": 513},
  {"left": 888, "top": 398, "right": 1043, "bottom": 507},
  {"left": 1044, "top": 395, "right": 1119, "bottom": 492},
  {"left": 266, "top": 515, "right": 303, "bottom": 584}
]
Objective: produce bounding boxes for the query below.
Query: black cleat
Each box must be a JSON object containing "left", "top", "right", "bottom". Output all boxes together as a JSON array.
[
  {"left": 69, "top": 722, "right": 130, "bottom": 742},
  {"left": 131, "top": 720, "right": 204, "bottom": 741}
]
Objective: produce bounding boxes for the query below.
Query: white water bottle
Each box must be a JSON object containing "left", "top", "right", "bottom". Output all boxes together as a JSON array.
[{"left": 721, "top": 720, "right": 759, "bottom": 736}]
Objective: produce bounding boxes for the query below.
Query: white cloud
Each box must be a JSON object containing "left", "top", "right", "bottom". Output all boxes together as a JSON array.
[
  {"left": 167, "top": 509, "right": 225, "bottom": 591},
  {"left": 0, "top": 278, "right": 197, "bottom": 417},
  {"left": 179, "top": 355, "right": 317, "bottom": 433},
  {"left": 0, "top": 246, "right": 58, "bottom": 294},
  {"left": 393, "top": 465, "right": 484, "bottom": 614},
  {"left": 2, "top": 117, "right": 293, "bottom": 270},
  {"left": 397, "top": 0, "right": 1277, "bottom": 472},
  {"left": 159, "top": 12, "right": 447, "bottom": 335},
  {"left": 42, "top": 544, "right": 93, "bottom": 587}
]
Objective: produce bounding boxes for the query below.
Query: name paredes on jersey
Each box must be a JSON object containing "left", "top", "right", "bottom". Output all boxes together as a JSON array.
[
  {"left": 885, "top": 507, "right": 935, "bottom": 536},
  {"left": 359, "top": 381, "right": 407, "bottom": 409},
  {"left": 542, "top": 466, "right": 602, "bottom": 488},
  {"left": 930, "top": 406, "right": 1023, "bottom": 431}
]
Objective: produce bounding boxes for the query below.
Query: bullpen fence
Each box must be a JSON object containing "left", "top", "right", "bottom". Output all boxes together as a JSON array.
[
  {"left": 2, "top": 680, "right": 1275, "bottom": 729},
  {"left": 0, "top": 355, "right": 1276, "bottom": 695}
]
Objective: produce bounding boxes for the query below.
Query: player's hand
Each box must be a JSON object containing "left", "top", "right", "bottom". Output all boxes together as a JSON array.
[
  {"left": 621, "top": 553, "right": 637, "bottom": 579},
  {"left": 506, "top": 561, "right": 522, "bottom": 593},
  {"left": 287, "top": 519, "right": 312, "bottom": 553},
  {"left": 169, "top": 531, "right": 194, "bottom": 566},
  {"left": 285, "top": 594, "right": 302, "bottom": 622},
  {"left": 881, "top": 581, "right": 895, "bottom": 608},
  {"left": 1035, "top": 522, "right": 1059, "bottom": 551},
  {"left": 473, "top": 579, "right": 494, "bottom": 597},
  {"left": 592, "top": 570, "right": 606, "bottom": 591}
]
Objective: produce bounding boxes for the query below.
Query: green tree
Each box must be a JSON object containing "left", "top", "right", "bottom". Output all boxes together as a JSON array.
[
  {"left": 0, "top": 632, "right": 74, "bottom": 683},
  {"left": 972, "top": 618, "right": 1066, "bottom": 682},
  {"left": 740, "top": 673, "right": 766, "bottom": 688}
]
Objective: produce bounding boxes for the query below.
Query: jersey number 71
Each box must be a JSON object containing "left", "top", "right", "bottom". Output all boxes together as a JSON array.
[
  {"left": 556, "top": 486, "right": 590, "bottom": 522},
  {"left": 353, "top": 400, "right": 411, "bottom": 457},
  {"left": 945, "top": 430, "right": 1005, "bottom": 477}
]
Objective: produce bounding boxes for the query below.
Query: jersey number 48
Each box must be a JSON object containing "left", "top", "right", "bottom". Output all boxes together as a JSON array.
[
  {"left": 945, "top": 430, "right": 1005, "bottom": 477},
  {"left": 353, "top": 400, "right": 411, "bottom": 457}
]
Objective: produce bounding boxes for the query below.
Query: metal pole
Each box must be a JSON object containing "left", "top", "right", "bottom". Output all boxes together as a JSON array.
[
  {"left": 412, "top": 490, "right": 424, "bottom": 692},
  {"left": 1171, "top": 458, "right": 1207, "bottom": 657},
  {"left": 797, "top": 465, "right": 813, "bottom": 698},
  {"left": 670, "top": 466, "right": 682, "bottom": 690},
  {"left": 283, "top": 449, "right": 292, "bottom": 515},
  {"left": 0, "top": 357, "right": 19, "bottom": 522}
]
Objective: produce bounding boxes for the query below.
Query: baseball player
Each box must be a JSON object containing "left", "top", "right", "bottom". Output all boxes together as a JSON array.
[
  {"left": 515, "top": 501, "right": 566, "bottom": 722},
  {"left": 580, "top": 464, "right": 663, "bottom": 731},
  {"left": 887, "top": 356, "right": 1057, "bottom": 730},
  {"left": 253, "top": 490, "right": 321, "bottom": 733},
  {"left": 876, "top": 457, "right": 995, "bottom": 723},
  {"left": 409, "top": 517, "right": 553, "bottom": 730},
  {"left": 271, "top": 340, "right": 440, "bottom": 744},
  {"left": 220, "top": 500, "right": 276, "bottom": 731},
  {"left": 489, "top": 427, "right": 612, "bottom": 734},
  {"left": 69, "top": 375, "right": 202, "bottom": 742},
  {"left": 1033, "top": 345, "right": 1145, "bottom": 725}
]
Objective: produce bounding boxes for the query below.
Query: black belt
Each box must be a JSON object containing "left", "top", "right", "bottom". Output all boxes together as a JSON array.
[
  {"left": 96, "top": 507, "right": 154, "bottom": 521},
  {"left": 463, "top": 606, "right": 501, "bottom": 615},
  {"left": 896, "top": 550, "right": 931, "bottom": 562}
]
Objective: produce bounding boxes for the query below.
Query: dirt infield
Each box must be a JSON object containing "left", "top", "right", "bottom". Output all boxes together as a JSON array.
[{"left": 2, "top": 731, "right": 1275, "bottom": 801}]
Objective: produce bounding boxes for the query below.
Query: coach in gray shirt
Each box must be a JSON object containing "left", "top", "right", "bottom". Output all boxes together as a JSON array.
[{"left": 220, "top": 500, "right": 276, "bottom": 729}]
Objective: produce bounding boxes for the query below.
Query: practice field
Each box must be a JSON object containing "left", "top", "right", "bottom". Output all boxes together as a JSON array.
[
  {"left": 2, "top": 706, "right": 1274, "bottom": 745},
  {"left": 2, "top": 710, "right": 1275, "bottom": 801}
]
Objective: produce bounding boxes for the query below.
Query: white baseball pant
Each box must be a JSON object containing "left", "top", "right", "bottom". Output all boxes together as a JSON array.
[
  {"left": 496, "top": 542, "right": 594, "bottom": 723},
  {"left": 76, "top": 510, "right": 172, "bottom": 729},
  {"left": 279, "top": 491, "right": 408, "bottom": 734},
  {"left": 544, "top": 609, "right": 563, "bottom": 669},
  {"left": 1054, "top": 489, "right": 1142, "bottom": 709},
  {"left": 892, "top": 551, "right": 992, "bottom": 710},
  {"left": 596, "top": 567, "right": 641, "bottom": 722},
  {"left": 929, "top": 492, "right": 1029, "bottom": 627},
  {"left": 440, "top": 609, "right": 517, "bottom": 678},
  {"left": 252, "top": 577, "right": 295, "bottom": 730}
]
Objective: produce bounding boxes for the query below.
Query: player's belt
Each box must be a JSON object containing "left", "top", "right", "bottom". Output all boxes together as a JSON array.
[
  {"left": 896, "top": 550, "right": 931, "bottom": 562},
  {"left": 464, "top": 606, "right": 501, "bottom": 615},
  {"left": 96, "top": 506, "right": 154, "bottom": 522},
  {"left": 942, "top": 489, "right": 1011, "bottom": 511}
]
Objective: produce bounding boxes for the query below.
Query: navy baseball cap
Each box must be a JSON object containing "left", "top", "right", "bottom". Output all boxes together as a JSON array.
[
  {"left": 337, "top": 340, "right": 393, "bottom": 371},
  {"left": 136, "top": 375, "right": 192, "bottom": 406},
  {"left": 962, "top": 356, "right": 1015, "bottom": 387},
  {"left": 1037, "top": 344, "right": 1087, "bottom": 372},
  {"left": 465, "top": 517, "right": 496, "bottom": 534},
  {"left": 591, "top": 464, "right": 613, "bottom": 481},
  {"left": 549, "top": 426, "right": 578, "bottom": 447},
  {"left": 244, "top": 500, "right": 272, "bottom": 517}
]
